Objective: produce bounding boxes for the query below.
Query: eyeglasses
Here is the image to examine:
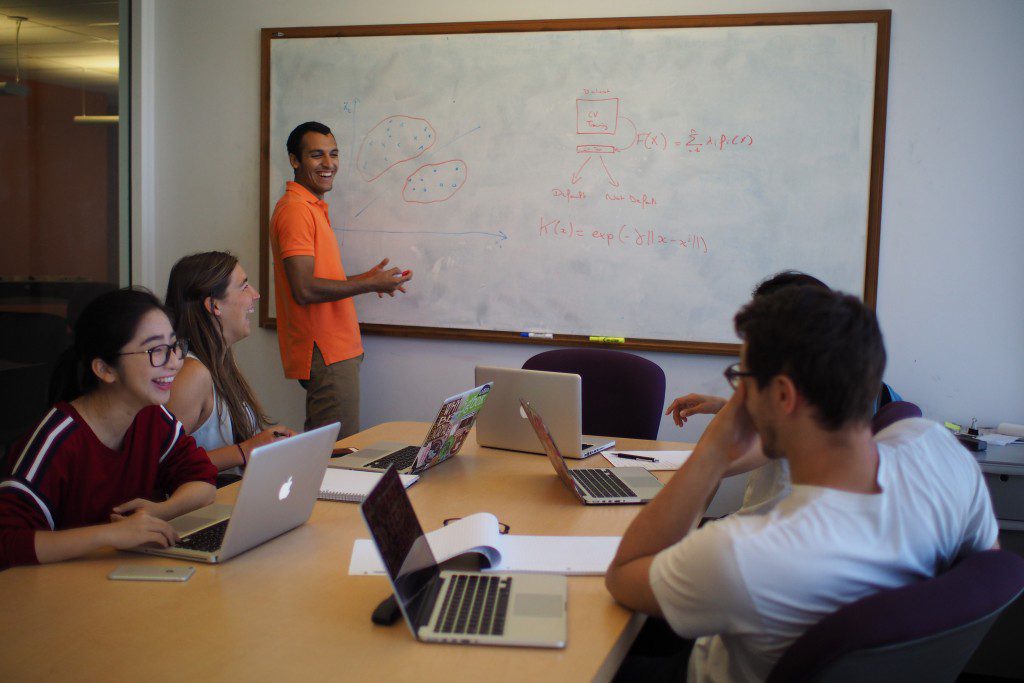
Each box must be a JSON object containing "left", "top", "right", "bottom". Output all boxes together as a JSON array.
[
  {"left": 118, "top": 339, "right": 189, "bottom": 368},
  {"left": 443, "top": 517, "right": 510, "bottom": 535},
  {"left": 723, "top": 362, "right": 757, "bottom": 390}
]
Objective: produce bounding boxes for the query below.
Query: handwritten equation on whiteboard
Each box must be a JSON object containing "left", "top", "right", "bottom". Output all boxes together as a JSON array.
[
  {"left": 337, "top": 88, "right": 754, "bottom": 259},
  {"left": 539, "top": 216, "right": 709, "bottom": 253},
  {"left": 568, "top": 94, "right": 755, "bottom": 188}
]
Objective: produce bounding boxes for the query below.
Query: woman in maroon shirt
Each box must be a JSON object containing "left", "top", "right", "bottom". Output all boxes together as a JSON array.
[{"left": 0, "top": 288, "right": 217, "bottom": 568}]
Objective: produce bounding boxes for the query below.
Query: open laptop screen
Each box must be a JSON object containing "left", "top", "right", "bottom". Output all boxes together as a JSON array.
[
  {"left": 520, "top": 399, "right": 583, "bottom": 496},
  {"left": 412, "top": 382, "right": 492, "bottom": 472},
  {"left": 361, "top": 467, "right": 439, "bottom": 625}
]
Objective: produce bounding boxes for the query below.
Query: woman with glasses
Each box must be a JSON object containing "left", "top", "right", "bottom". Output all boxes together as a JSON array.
[
  {"left": 165, "top": 252, "right": 295, "bottom": 476},
  {"left": 0, "top": 288, "right": 217, "bottom": 568}
]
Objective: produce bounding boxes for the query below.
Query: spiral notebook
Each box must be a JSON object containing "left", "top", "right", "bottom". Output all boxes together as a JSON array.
[{"left": 319, "top": 468, "right": 419, "bottom": 502}]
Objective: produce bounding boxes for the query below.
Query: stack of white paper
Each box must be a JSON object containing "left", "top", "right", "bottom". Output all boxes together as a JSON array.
[{"left": 349, "top": 512, "right": 620, "bottom": 576}]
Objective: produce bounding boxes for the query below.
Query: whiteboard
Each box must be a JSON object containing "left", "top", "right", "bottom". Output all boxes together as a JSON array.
[{"left": 260, "top": 14, "right": 889, "bottom": 353}]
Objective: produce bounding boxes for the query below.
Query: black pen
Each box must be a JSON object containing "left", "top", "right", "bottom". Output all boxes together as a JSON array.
[{"left": 615, "top": 453, "right": 659, "bottom": 463}]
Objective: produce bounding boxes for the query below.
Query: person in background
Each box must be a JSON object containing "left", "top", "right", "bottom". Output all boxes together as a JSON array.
[
  {"left": 606, "top": 286, "right": 997, "bottom": 681},
  {"left": 271, "top": 121, "right": 412, "bottom": 437},
  {"left": 0, "top": 289, "right": 217, "bottom": 569},
  {"left": 165, "top": 252, "right": 296, "bottom": 478},
  {"left": 665, "top": 270, "right": 903, "bottom": 509}
]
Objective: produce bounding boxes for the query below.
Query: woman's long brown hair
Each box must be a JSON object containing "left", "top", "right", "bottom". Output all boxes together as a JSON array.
[{"left": 165, "top": 251, "right": 271, "bottom": 441}]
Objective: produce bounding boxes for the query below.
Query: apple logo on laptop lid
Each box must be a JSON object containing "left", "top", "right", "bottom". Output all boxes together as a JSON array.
[{"left": 278, "top": 476, "right": 293, "bottom": 501}]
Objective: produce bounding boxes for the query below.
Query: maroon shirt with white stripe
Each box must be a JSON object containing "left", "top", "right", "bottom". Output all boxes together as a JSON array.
[{"left": 0, "top": 402, "right": 217, "bottom": 569}]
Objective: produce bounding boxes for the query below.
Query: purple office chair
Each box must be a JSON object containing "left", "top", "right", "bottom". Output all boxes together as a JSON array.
[
  {"left": 766, "top": 550, "right": 1024, "bottom": 683},
  {"left": 871, "top": 400, "right": 923, "bottom": 435},
  {"left": 522, "top": 349, "right": 666, "bottom": 440}
]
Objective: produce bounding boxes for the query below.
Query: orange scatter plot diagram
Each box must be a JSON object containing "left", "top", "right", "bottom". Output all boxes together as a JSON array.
[
  {"left": 402, "top": 160, "right": 468, "bottom": 204},
  {"left": 356, "top": 115, "right": 436, "bottom": 182}
]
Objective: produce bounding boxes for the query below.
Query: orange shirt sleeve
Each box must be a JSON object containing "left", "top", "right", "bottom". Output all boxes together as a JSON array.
[{"left": 274, "top": 203, "right": 317, "bottom": 259}]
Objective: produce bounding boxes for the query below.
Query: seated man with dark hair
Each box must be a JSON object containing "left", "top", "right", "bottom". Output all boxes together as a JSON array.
[
  {"left": 606, "top": 287, "right": 997, "bottom": 682},
  {"left": 665, "top": 270, "right": 904, "bottom": 511}
]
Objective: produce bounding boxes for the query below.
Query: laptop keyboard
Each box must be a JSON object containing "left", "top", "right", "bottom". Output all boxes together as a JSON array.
[
  {"left": 365, "top": 445, "right": 421, "bottom": 471},
  {"left": 433, "top": 574, "right": 512, "bottom": 637},
  {"left": 571, "top": 468, "right": 638, "bottom": 499},
  {"left": 173, "top": 519, "right": 229, "bottom": 553}
]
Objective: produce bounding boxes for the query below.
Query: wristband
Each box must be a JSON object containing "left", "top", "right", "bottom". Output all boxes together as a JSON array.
[{"left": 237, "top": 443, "right": 247, "bottom": 467}]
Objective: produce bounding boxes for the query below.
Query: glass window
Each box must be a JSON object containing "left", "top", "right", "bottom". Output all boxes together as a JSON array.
[{"left": 0, "top": 5, "right": 127, "bottom": 454}]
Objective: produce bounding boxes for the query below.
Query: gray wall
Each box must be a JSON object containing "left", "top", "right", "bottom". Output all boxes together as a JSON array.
[{"left": 143, "top": 0, "right": 1024, "bottom": 456}]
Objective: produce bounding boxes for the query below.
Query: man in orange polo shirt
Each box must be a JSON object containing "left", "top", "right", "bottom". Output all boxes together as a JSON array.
[{"left": 271, "top": 121, "right": 412, "bottom": 436}]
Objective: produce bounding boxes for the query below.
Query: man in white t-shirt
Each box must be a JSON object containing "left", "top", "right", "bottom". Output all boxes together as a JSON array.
[{"left": 605, "top": 287, "right": 998, "bottom": 682}]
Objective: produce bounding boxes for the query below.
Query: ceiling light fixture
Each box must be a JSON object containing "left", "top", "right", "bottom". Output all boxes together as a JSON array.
[
  {"left": 73, "top": 115, "right": 119, "bottom": 124},
  {"left": 0, "top": 16, "right": 31, "bottom": 96},
  {"left": 73, "top": 67, "right": 118, "bottom": 125}
]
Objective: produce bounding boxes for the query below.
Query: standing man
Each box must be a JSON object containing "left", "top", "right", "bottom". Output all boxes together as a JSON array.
[{"left": 271, "top": 121, "right": 412, "bottom": 436}]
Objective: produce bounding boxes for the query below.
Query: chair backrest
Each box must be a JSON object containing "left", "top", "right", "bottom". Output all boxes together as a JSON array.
[
  {"left": 871, "top": 400, "right": 922, "bottom": 435},
  {"left": 522, "top": 349, "right": 666, "bottom": 440},
  {"left": 766, "top": 549, "right": 1024, "bottom": 683},
  {"left": 0, "top": 311, "right": 71, "bottom": 364},
  {"left": 0, "top": 312, "right": 71, "bottom": 454}
]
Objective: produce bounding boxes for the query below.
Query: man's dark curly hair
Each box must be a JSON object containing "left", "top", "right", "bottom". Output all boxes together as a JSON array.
[{"left": 734, "top": 286, "right": 886, "bottom": 431}]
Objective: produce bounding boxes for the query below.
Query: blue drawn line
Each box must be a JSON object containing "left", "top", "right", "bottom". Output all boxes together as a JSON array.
[
  {"left": 353, "top": 193, "right": 383, "bottom": 218},
  {"left": 440, "top": 124, "right": 481, "bottom": 150},
  {"left": 338, "top": 226, "right": 508, "bottom": 241}
]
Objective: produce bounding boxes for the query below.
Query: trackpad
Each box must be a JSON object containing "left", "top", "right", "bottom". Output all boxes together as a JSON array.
[{"left": 513, "top": 593, "right": 564, "bottom": 618}]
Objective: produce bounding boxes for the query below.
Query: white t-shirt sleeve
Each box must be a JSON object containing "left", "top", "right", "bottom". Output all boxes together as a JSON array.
[
  {"left": 958, "top": 458, "right": 999, "bottom": 554},
  {"left": 649, "top": 521, "right": 761, "bottom": 638}
]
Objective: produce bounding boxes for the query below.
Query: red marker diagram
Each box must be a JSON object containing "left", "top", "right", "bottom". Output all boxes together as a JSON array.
[
  {"left": 577, "top": 97, "right": 619, "bottom": 135},
  {"left": 402, "top": 160, "right": 467, "bottom": 204},
  {"left": 571, "top": 97, "right": 637, "bottom": 188},
  {"left": 356, "top": 115, "right": 436, "bottom": 182}
]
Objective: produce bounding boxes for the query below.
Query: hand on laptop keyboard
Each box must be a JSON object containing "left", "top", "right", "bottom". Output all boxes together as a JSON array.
[{"left": 106, "top": 510, "right": 180, "bottom": 549}]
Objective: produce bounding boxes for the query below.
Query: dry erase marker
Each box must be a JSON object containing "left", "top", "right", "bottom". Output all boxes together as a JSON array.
[
  {"left": 273, "top": 431, "right": 288, "bottom": 438},
  {"left": 520, "top": 332, "right": 553, "bottom": 339},
  {"left": 589, "top": 336, "right": 625, "bottom": 344},
  {"left": 401, "top": 270, "right": 411, "bottom": 276},
  {"left": 615, "top": 453, "right": 659, "bottom": 463}
]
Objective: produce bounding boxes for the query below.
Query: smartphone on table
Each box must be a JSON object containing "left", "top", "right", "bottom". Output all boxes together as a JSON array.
[{"left": 108, "top": 565, "right": 195, "bottom": 582}]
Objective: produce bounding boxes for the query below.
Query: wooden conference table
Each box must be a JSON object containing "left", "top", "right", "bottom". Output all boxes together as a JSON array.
[{"left": 0, "top": 422, "right": 691, "bottom": 682}]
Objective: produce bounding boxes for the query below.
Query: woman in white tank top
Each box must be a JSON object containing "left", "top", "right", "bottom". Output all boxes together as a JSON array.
[{"left": 165, "top": 252, "right": 296, "bottom": 473}]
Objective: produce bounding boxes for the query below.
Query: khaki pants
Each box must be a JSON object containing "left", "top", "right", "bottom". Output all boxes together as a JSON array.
[{"left": 301, "top": 345, "right": 363, "bottom": 438}]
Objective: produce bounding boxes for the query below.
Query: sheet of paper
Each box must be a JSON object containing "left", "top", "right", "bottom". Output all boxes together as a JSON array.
[
  {"left": 603, "top": 450, "right": 692, "bottom": 471},
  {"left": 422, "top": 512, "right": 502, "bottom": 566},
  {"left": 496, "top": 535, "right": 620, "bottom": 575},
  {"left": 349, "top": 539, "right": 387, "bottom": 575},
  {"left": 348, "top": 535, "right": 621, "bottom": 576},
  {"left": 978, "top": 433, "right": 1021, "bottom": 447},
  {"left": 349, "top": 512, "right": 500, "bottom": 575}
]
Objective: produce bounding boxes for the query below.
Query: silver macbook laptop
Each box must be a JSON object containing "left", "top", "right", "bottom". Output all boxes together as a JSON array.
[
  {"left": 521, "top": 400, "right": 662, "bottom": 505},
  {"left": 131, "top": 422, "right": 339, "bottom": 563},
  {"left": 337, "top": 383, "right": 492, "bottom": 474},
  {"left": 361, "top": 466, "right": 568, "bottom": 648},
  {"left": 474, "top": 366, "right": 614, "bottom": 459}
]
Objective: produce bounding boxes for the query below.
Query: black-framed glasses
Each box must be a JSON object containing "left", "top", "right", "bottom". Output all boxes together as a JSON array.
[
  {"left": 118, "top": 339, "right": 189, "bottom": 368},
  {"left": 723, "top": 362, "right": 757, "bottom": 390},
  {"left": 443, "top": 517, "right": 510, "bottom": 535}
]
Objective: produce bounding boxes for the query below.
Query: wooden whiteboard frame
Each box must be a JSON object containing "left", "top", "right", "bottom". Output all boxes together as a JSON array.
[{"left": 259, "top": 11, "right": 890, "bottom": 355}]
